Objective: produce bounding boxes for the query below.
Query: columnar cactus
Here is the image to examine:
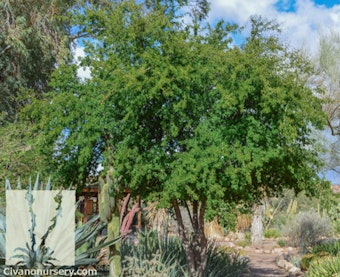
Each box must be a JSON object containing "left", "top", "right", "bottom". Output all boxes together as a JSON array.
[{"left": 98, "top": 166, "right": 121, "bottom": 277}]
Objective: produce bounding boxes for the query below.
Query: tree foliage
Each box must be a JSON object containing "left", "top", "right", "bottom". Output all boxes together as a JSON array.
[
  {"left": 26, "top": 1, "right": 327, "bottom": 275},
  {"left": 0, "top": 0, "right": 76, "bottom": 123}
]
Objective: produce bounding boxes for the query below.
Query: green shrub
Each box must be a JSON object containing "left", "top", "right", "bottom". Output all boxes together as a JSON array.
[
  {"left": 277, "top": 239, "right": 286, "bottom": 247},
  {"left": 327, "top": 202, "right": 340, "bottom": 235},
  {"left": 305, "top": 256, "right": 340, "bottom": 277},
  {"left": 283, "top": 211, "right": 333, "bottom": 253},
  {"left": 312, "top": 239, "right": 340, "bottom": 256},
  {"left": 264, "top": 228, "right": 280, "bottom": 239}
]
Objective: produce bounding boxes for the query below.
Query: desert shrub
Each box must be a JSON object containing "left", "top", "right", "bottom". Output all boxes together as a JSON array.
[
  {"left": 264, "top": 228, "right": 280, "bottom": 239},
  {"left": 305, "top": 256, "right": 340, "bottom": 277},
  {"left": 277, "top": 239, "right": 286, "bottom": 247},
  {"left": 327, "top": 202, "right": 340, "bottom": 235},
  {"left": 283, "top": 211, "right": 333, "bottom": 253},
  {"left": 312, "top": 239, "right": 340, "bottom": 256}
]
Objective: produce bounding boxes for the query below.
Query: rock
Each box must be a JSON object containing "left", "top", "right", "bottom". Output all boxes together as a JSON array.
[
  {"left": 224, "top": 242, "right": 235, "bottom": 248},
  {"left": 276, "top": 258, "right": 294, "bottom": 270},
  {"left": 289, "top": 266, "right": 301, "bottom": 275},
  {"left": 236, "top": 232, "right": 245, "bottom": 240},
  {"left": 264, "top": 250, "right": 271, "bottom": 254},
  {"left": 255, "top": 249, "right": 263, "bottom": 253},
  {"left": 227, "top": 231, "right": 237, "bottom": 241},
  {"left": 284, "top": 261, "right": 293, "bottom": 270},
  {"left": 244, "top": 246, "right": 252, "bottom": 251},
  {"left": 272, "top": 248, "right": 284, "bottom": 254},
  {"left": 277, "top": 259, "right": 286, "bottom": 268}
]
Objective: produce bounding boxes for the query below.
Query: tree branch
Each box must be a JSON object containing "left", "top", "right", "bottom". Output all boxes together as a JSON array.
[
  {"left": 0, "top": 45, "right": 12, "bottom": 56},
  {"left": 172, "top": 199, "right": 187, "bottom": 242}
]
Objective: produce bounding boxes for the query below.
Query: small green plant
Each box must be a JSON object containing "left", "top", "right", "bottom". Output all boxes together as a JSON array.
[
  {"left": 277, "top": 239, "right": 286, "bottom": 247},
  {"left": 283, "top": 211, "right": 333, "bottom": 253},
  {"left": 264, "top": 228, "right": 280, "bottom": 239},
  {"left": 289, "top": 255, "right": 301, "bottom": 268},
  {"left": 237, "top": 232, "right": 251, "bottom": 248}
]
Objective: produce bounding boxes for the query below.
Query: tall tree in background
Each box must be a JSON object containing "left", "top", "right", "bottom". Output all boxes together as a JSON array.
[
  {"left": 29, "top": 1, "right": 328, "bottom": 275},
  {"left": 0, "top": 0, "right": 76, "bottom": 123},
  {"left": 312, "top": 31, "right": 340, "bottom": 175},
  {"left": 0, "top": 0, "right": 80, "bottom": 183}
]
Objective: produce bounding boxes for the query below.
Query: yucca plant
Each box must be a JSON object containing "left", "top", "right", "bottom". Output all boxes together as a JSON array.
[
  {"left": 121, "top": 229, "right": 248, "bottom": 277},
  {"left": 121, "top": 229, "right": 188, "bottom": 277},
  {"left": 204, "top": 246, "right": 248, "bottom": 277},
  {"left": 0, "top": 176, "right": 121, "bottom": 276}
]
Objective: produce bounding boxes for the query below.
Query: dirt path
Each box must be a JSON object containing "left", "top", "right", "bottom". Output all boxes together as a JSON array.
[{"left": 241, "top": 250, "right": 290, "bottom": 277}]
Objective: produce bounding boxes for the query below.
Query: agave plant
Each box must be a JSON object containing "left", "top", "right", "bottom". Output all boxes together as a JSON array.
[{"left": 0, "top": 176, "right": 120, "bottom": 276}]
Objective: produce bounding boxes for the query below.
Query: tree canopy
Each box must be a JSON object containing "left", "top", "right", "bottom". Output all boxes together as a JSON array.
[
  {"left": 0, "top": 0, "right": 76, "bottom": 123},
  {"left": 24, "top": 1, "right": 328, "bottom": 275}
]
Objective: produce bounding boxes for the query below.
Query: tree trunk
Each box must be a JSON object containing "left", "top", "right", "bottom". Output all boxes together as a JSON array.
[
  {"left": 173, "top": 199, "right": 207, "bottom": 277},
  {"left": 251, "top": 203, "right": 264, "bottom": 249}
]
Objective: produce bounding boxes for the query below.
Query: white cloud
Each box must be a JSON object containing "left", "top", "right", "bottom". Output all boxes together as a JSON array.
[
  {"left": 209, "top": 0, "right": 277, "bottom": 24},
  {"left": 73, "top": 46, "right": 92, "bottom": 80},
  {"left": 209, "top": 0, "right": 340, "bottom": 55}
]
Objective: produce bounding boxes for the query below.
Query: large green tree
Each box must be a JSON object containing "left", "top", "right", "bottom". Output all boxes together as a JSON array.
[{"left": 28, "top": 1, "right": 327, "bottom": 275}]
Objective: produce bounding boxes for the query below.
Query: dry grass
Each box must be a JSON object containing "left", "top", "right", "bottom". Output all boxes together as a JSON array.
[
  {"left": 204, "top": 218, "right": 225, "bottom": 241},
  {"left": 144, "top": 202, "right": 168, "bottom": 235},
  {"left": 236, "top": 214, "right": 252, "bottom": 232}
]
